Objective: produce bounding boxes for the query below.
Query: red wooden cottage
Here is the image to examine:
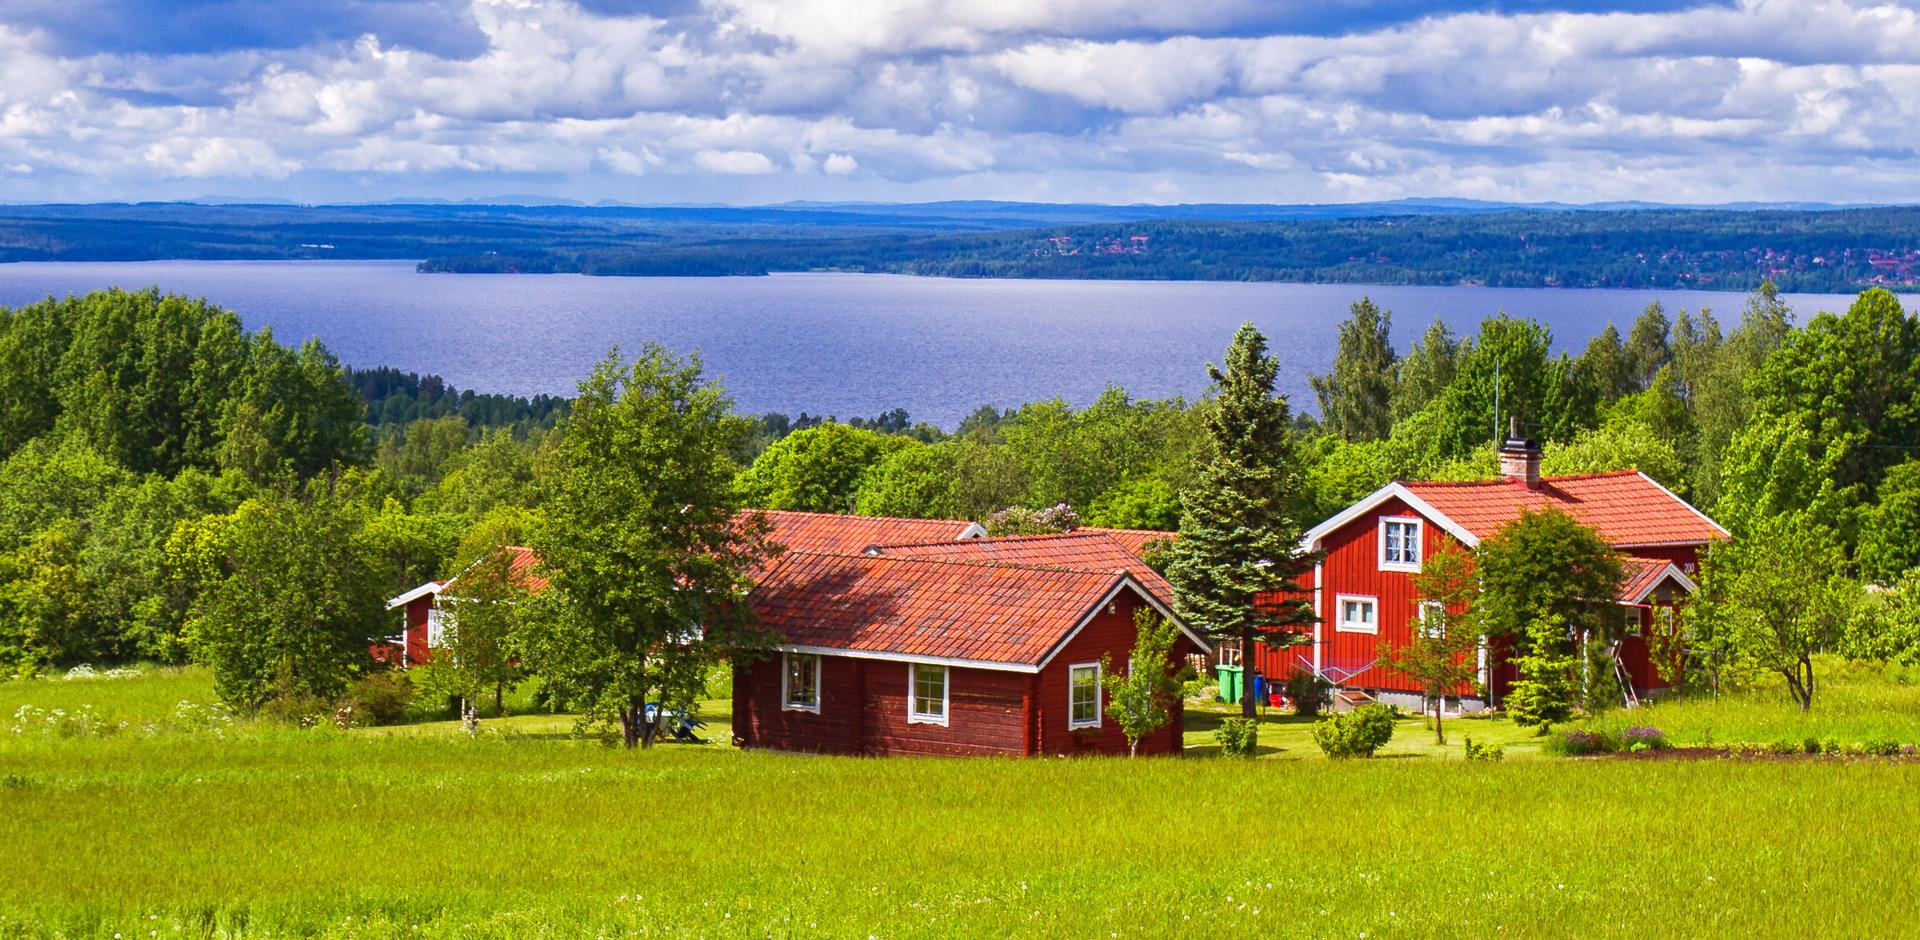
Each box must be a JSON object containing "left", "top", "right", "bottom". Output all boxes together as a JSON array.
[
  {"left": 1256, "top": 431, "right": 1728, "bottom": 711},
  {"left": 734, "top": 550, "right": 1207, "bottom": 757},
  {"left": 378, "top": 545, "right": 545, "bottom": 667}
]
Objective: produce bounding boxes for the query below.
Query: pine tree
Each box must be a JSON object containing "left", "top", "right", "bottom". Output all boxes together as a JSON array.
[{"left": 1167, "top": 322, "right": 1317, "bottom": 719}]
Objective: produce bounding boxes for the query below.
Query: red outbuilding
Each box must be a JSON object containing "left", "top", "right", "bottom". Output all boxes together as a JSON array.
[
  {"left": 734, "top": 550, "right": 1207, "bottom": 757},
  {"left": 1255, "top": 430, "right": 1728, "bottom": 711},
  {"left": 376, "top": 545, "right": 545, "bottom": 667}
]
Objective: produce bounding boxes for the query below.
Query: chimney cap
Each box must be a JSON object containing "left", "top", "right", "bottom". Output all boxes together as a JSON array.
[{"left": 1500, "top": 414, "right": 1538, "bottom": 453}]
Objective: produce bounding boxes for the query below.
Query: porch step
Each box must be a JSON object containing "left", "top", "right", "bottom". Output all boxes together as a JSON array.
[{"left": 1335, "top": 689, "right": 1375, "bottom": 712}]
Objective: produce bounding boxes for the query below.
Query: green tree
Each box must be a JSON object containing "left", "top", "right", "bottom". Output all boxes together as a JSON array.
[
  {"left": 1166, "top": 323, "right": 1316, "bottom": 719},
  {"left": 181, "top": 483, "right": 383, "bottom": 711},
  {"left": 1539, "top": 417, "right": 1684, "bottom": 491},
  {"left": 1383, "top": 543, "right": 1483, "bottom": 744},
  {"left": 1857, "top": 460, "right": 1920, "bottom": 584},
  {"left": 1692, "top": 514, "right": 1857, "bottom": 711},
  {"left": 1389, "top": 318, "right": 1460, "bottom": 424},
  {"left": 1310, "top": 298, "right": 1396, "bottom": 442},
  {"left": 1689, "top": 282, "right": 1792, "bottom": 507},
  {"left": 523, "top": 347, "right": 778, "bottom": 748},
  {"left": 1101, "top": 609, "right": 1184, "bottom": 757},
  {"left": 1717, "top": 288, "right": 1919, "bottom": 542},
  {"left": 1085, "top": 473, "right": 1182, "bottom": 531},
  {"left": 1573, "top": 323, "right": 1634, "bottom": 408},
  {"left": 853, "top": 441, "right": 963, "bottom": 518},
  {"left": 1623, "top": 302, "right": 1673, "bottom": 391},
  {"left": 1425, "top": 314, "right": 1581, "bottom": 459},
  {"left": 737, "top": 422, "right": 912, "bottom": 513},
  {"left": 1475, "top": 508, "right": 1625, "bottom": 717}
]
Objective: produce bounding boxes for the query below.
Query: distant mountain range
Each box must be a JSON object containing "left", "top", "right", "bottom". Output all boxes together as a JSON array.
[{"left": 0, "top": 200, "right": 1915, "bottom": 292}]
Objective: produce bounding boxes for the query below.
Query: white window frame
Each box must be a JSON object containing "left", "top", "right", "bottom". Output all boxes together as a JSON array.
[
  {"left": 781, "top": 652, "right": 821, "bottom": 713},
  {"left": 1335, "top": 595, "right": 1379, "bottom": 635},
  {"left": 908, "top": 663, "right": 949, "bottom": 726},
  {"left": 425, "top": 607, "right": 450, "bottom": 648},
  {"left": 1068, "top": 662, "right": 1102, "bottom": 729},
  {"left": 1378, "top": 516, "right": 1424, "bottom": 573},
  {"left": 1418, "top": 600, "right": 1446, "bottom": 639}
]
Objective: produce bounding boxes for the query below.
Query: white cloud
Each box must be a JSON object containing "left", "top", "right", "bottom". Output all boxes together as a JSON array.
[
  {"left": 823, "top": 152, "right": 858, "bottom": 174},
  {"left": 694, "top": 149, "right": 778, "bottom": 174}
]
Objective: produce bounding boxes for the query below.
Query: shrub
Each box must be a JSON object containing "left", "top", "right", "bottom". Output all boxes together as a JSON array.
[
  {"left": 1544, "top": 728, "right": 1617, "bottom": 757},
  {"left": 1215, "top": 718, "right": 1258, "bottom": 758},
  {"left": 1463, "top": 735, "right": 1504, "bottom": 762},
  {"left": 341, "top": 671, "right": 414, "bottom": 726},
  {"left": 1621, "top": 726, "right": 1670, "bottom": 752},
  {"left": 1312, "top": 703, "right": 1397, "bottom": 758},
  {"left": 261, "top": 689, "right": 332, "bottom": 727},
  {"left": 1766, "top": 740, "right": 1799, "bottom": 756},
  {"left": 1860, "top": 739, "right": 1902, "bottom": 757},
  {"left": 1280, "top": 669, "right": 1334, "bottom": 718},
  {"left": 1822, "top": 737, "right": 1845, "bottom": 756},
  {"left": 1802, "top": 736, "right": 1822, "bottom": 755}
]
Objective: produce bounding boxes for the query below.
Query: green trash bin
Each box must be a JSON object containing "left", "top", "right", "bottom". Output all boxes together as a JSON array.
[{"left": 1216, "top": 664, "right": 1243, "bottom": 704}]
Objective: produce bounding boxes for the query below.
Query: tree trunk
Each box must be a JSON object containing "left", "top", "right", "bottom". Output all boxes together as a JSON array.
[
  {"left": 618, "top": 701, "right": 641, "bottom": 748},
  {"left": 494, "top": 681, "right": 504, "bottom": 715},
  {"left": 1239, "top": 630, "right": 1256, "bottom": 720},
  {"left": 1433, "top": 697, "right": 1445, "bottom": 745}
]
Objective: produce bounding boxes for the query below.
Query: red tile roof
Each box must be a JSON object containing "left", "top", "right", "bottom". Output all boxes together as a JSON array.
[
  {"left": 753, "top": 509, "right": 980, "bottom": 556},
  {"left": 502, "top": 545, "right": 549, "bottom": 592},
  {"left": 751, "top": 552, "right": 1131, "bottom": 667},
  {"left": 1076, "top": 526, "right": 1176, "bottom": 556},
  {"left": 1401, "top": 471, "right": 1727, "bottom": 547},
  {"left": 1617, "top": 555, "right": 1695, "bottom": 603},
  {"left": 870, "top": 531, "right": 1173, "bottom": 606}
]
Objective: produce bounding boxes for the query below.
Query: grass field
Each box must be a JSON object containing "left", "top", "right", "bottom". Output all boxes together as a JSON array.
[{"left": 4, "top": 666, "right": 1918, "bottom": 938}]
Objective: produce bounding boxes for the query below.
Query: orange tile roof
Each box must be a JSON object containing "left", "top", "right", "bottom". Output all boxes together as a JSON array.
[
  {"left": 1401, "top": 471, "right": 1727, "bottom": 547},
  {"left": 502, "top": 545, "right": 549, "bottom": 592},
  {"left": 751, "top": 552, "right": 1128, "bottom": 666},
  {"left": 1076, "top": 526, "right": 1176, "bottom": 556},
  {"left": 752, "top": 509, "right": 979, "bottom": 556},
  {"left": 870, "top": 531, "right": 1173, "bottom": 606}
]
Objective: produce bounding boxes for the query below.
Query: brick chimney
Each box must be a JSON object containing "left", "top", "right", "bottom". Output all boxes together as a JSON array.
[{"left": 1499, "top": 416, "right": 1542, "bottom": 488}]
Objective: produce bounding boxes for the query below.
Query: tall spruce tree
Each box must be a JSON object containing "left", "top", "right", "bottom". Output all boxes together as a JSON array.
[
  {"left": 1309, "top": 298, "right": 1396, "bottom": 442},
  {"left": 1168, "top": 322, "right": 1317, "bottom": 719}
]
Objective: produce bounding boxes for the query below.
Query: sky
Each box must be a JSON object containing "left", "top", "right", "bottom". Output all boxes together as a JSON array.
[{"left": 1, "top": 0, "right": 1917, "bottom": 206}]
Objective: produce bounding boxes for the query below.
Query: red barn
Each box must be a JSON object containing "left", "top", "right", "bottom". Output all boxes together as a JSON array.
[
  {"left": 1256, "top": 431, "right": 1727, "bottom": 711},
  {"left": 734, "top": 551, "right": 1207, "bottom": 757}
]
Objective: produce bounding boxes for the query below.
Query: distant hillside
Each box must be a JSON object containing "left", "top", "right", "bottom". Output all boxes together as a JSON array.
[{"left": 1, "top": 201, "right": 1916, "bottom": 291}]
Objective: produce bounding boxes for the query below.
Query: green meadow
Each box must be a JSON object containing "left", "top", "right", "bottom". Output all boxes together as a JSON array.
[{"left": 4, "top": 667, "right": 1918, "bottom": 938}]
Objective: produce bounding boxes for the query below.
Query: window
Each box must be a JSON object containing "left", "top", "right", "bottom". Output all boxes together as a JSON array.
[
  {"left": 908, "top": 663, "right": 948, "bottom": 725},
  {"left": 782, "top": 653, "right": 820, "bottom": 712},
  {"left": 1379, "top": 517, "right": 1423, "bottom": 572},
  {"left": 425, "top": 607, "right": 451, "bottom": 648},
  {"left": 1336, "top": 595, "right": 1378, "bottom": 634},
  {"left": 1069, "top": 663, "right": 1102, "bottom": 728},
  {"left": 1215, "top": 642, "right": 1241, "bottom": 666},
  {"left": 1418, "top": 601, "right": 1446, "bottom": 638}
]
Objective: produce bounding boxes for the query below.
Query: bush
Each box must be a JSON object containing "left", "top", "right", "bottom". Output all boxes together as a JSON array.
[
  {"left": 1215, "top": 718, "right": 1258, "bottom": 758},
  {"left": 1860, "top": 739, "right": 1902, "bottom": 757},
  {"left": 1544, "top": 728, "right": 1617, "bottom": 757},
  {"left": 342, "top": 671, "right": 414, "bottom": 726},
  {"left": 1766, "top": 739, "right": 1800, "bottom": 756},
  {"left": 260, "top": 689, "right": 332, "bottom": 727},
  {"left": 1312, "top": 703, "right": 1397, "bottom": 758},
  {"left": 1463, "top": 735, "right": 1504, "bottom": 762},
  {"left": 1280, "top": 669, "right": 1334, "bottom": 718}
]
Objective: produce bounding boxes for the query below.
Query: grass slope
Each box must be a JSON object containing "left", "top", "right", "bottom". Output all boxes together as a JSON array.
[{"left": 3, "top": 667, "right": 1917, "bottom": 938}]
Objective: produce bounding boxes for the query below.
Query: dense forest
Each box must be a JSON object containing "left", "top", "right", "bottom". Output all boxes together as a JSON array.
[
  {"left": 2, "top": 201, "right": 1918, "bottom": 292},
  {"left": 2, "top": 283, "right": 1916, "bottom": 719}
]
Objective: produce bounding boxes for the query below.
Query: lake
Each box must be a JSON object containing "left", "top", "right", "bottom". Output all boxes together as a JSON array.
[{"left": 0, "top": 260, "right": 1891, "bottom": 428}]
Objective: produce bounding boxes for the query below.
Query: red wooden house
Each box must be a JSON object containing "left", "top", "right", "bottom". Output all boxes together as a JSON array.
[
  {"left": 733, "top": 550, "right": 1207, "bottom": 757},
  {"left": 1255, "top": 431, "right": 1728, "bottom": 711},
  {"left": 377, "top": 546, "right": 545, "bottom": 667}
]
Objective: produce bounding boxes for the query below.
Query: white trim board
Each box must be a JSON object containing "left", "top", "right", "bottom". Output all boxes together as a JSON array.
[
  {"left": 384, "top": 581, "right": 444, "bottom": 610},
  {"left": 1621, "top": 563, "right": 1700, "bottom": 604},
  {"left": 1300, "top": 482, "right": 1481, "bottom": 552}
]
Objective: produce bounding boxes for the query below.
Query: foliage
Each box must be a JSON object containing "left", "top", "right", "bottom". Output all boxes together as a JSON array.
[
  {"left": 1311, "top": 703, "right": 1397, "bottom": 758},
  {"left": 853, "top": 440, "right": 964, "bottom": 518},
  {"left": 1310, "top": 298, "right": 1396, "bottom": 442},
  {"left": 737, "top": 422, "right": 913, "bottom": 513},
  {"left": 421, "top": 546, "right": 531, "bottom": 716},
  {"left": 1166, "top": 323, "right": 1316, "bottom": 718},
  {"left": 1840, "top": 570, "right": 1920, "bottom": 665},
  {"left": 1084, "top": 473, "right": 1182, "bottom": 531},
  {"left": 1101, "top": 610, "right": 1184, "bottom": 757},
  {"left": 177, "top": 482, "right": 385, "bottom": 712},
  {"left": 1476, "top": 508, "right": 1626, "bottom": 648},
  {"left": 1505, "top": 613, "right": 1580, "bottom": 731},
  {"left": 1280, "top": 667, "right": 1334, "bottom": 718},
  {"left": 340, "top": 671, "right": 415, "bottom": 726},
  {"left": 521, "top": 347, "right": 778, "bottom": 747},
  {"left": 1693, "top": 514, "right": 1860, "bottom": 711},
  {"left": 1386, "top": 543, "right": 1484, "bottom": 744},
  {"left": 1213, "top": 716, "right": 1258, "bottom": 758},
  {"left": 1543, "top": 728, "right": 1618, "bottom": 757},
  {"left": 1462, "top": 735, "right": 1504, "bottom": 762},
  {"left": 1855, "top": 460, "right": 1920, "bottom": 584}
]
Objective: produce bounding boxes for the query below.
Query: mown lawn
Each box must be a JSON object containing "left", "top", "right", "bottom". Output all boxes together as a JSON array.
[{"left": 3, "top": 666, "right": 1917, "bottom": 938}]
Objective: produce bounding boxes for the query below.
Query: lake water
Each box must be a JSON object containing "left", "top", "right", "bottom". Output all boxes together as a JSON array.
[{"left": 0, "top": 260, "right": 1891, "bottom": 428}]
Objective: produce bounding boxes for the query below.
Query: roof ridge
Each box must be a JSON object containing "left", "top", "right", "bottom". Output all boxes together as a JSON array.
[
  {"left": 748, "top": 508, "right": 975, "bottom": 526},
  {"left": 785, "top": 548, "right": 1130, "bottom": 580},
  {"left": 1403, "top": 469, "right": 1645, "bottom": 488},
  {"left": 876, "top": 530, "right": 1119, "bottom": 550}
]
